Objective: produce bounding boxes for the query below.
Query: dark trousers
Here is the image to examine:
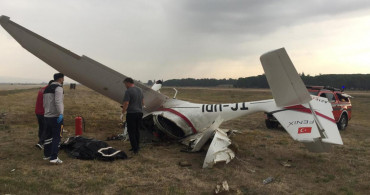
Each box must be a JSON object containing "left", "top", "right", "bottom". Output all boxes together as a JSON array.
[
  {"left": 36, "top": 114, "right": 46, "bottom": 145},
  {"left": 43, "top": 117, "right": 63, "bottom": 160},
  {"left": 126, "top": 113, "right": 143, "bottom": 152}
]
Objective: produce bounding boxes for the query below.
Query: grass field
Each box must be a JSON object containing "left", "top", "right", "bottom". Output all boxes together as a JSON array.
[
  {"left": 0, "top": 86, "right": 369, "bottom": 194},
  {"left": 0, "top": 84, "right": 44, "bottom": 91}
]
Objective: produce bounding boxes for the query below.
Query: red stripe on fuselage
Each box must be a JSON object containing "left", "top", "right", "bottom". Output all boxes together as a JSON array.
[
  {"left": 158, "top": 108, "right": 197, "bottom": 134},
  {"left": 285, "top": 105, "right": 336, "bottom": 123}
]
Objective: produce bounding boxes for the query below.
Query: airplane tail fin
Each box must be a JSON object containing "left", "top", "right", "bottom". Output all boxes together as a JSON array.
[
  {"left": 260, "top": 48, "right": 311, "bottom": 107},
  {"left": 260, "top": 48, "right": 343, "bottom": 152}
]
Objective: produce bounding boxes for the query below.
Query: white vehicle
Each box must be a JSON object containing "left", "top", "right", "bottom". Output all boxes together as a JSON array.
[{"left": 0, "top": 16, "right": 343, "bottom": 168}]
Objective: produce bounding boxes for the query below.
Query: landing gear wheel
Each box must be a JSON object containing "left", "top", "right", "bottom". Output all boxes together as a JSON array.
[
  {"left": 337, "top": 114, "right": 348, "bottom": 130},
  {"left": 265, "top": 119, "right": 278, "bottom": 129}
]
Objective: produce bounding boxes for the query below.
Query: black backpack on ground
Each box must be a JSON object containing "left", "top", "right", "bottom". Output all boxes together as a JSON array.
[{"left": 60, "top": 136, "right": 127, "bottom": 161}]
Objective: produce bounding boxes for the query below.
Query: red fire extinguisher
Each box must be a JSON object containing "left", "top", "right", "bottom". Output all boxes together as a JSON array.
[{"left": 75, "top": 116, "right": 85, "bottom": 136}]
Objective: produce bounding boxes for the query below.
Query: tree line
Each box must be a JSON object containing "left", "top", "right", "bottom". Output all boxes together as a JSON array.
[{"left": 162, "top": 74, "right": 370, "bottom": 90}]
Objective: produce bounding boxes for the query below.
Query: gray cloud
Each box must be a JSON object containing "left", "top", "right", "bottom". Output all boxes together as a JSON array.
[
  {"left": 0, "top": 0, "right": 370, "bottom": 82},
  {"left": 167, "top": 0, "right": 370, "bottom": 35}
]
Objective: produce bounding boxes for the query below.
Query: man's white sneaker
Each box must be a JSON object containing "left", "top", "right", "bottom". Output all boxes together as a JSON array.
[
  {"left": 50, "top": 157, "right": 63, "bottom": 164},
  {"left": 43, "top": 156, "right": 50, "bottom": 160}
]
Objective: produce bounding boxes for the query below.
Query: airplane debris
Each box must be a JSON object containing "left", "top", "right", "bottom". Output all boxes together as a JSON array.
[
  {"left": 249, "top": 169, "right": 256, "bottom": 173},
  {"left": 203, "top": 129, "right": 235, "bottom": 168},
  {"left": 263, "top": 177, "right": 274, "bottom": 185},
  {"left": 280, "top": 160, "right": 292, "bottom": 167},
  {"left": 215, "top": 181, "right": 229, "bottom": 194}
]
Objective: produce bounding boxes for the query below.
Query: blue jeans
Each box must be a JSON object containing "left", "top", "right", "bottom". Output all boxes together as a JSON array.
[{"left": 43, "top": 117, "right": 63, "bottom": 160}]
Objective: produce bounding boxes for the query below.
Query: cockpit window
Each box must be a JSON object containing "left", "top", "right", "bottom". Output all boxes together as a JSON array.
[
  {"left": 320, "top": 93, "right": 336, "bottom": 102},
  {"left": 309, "top": 91, "right": 319, "bottom": 95}
]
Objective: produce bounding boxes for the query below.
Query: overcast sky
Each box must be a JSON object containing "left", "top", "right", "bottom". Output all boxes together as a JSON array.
[{"left": 0, "top": 0, "right": 370, "bottom": 83}]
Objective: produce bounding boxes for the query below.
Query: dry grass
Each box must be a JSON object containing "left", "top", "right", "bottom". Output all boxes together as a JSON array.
[
  {"left": 0, "top": 84, "right": 44, "bottom": 91},
  {"left": 0, "top": 86, "right": 369, "bottom": 194}
]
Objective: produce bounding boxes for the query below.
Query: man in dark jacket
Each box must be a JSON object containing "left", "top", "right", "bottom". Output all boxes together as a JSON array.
[
  {"left": 35, "top": 80, "right": 53, "bottom": 150},
  {"left": 121, "top": 78, "right": 144, "bottom": 154},
  {"left": 43, "top": 73, "right": 64, "bottom": 164}
]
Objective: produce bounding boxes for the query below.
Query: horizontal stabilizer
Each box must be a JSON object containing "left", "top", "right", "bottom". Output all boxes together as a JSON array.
[
  {"left": 272, "top": 96, "right": 343, "bottom": 152},
  {"left": 309, "top": 96, "right": 343, "bottom": 145},
  {"left": 260, "top": 48, "right": 311, "bottom": 107}
]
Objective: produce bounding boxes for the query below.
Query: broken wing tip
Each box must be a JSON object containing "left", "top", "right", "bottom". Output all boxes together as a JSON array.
[{"left": 0, "top": 15, "right": 10, "bottom": 23}]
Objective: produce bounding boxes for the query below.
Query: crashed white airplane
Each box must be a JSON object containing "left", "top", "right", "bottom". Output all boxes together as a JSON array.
[{"left": 0, "top": 15, "right": 343, "bottom": 168}]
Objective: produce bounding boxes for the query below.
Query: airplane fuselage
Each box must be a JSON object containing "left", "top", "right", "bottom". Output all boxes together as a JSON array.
[{"left": 144, "top": 98, "right": 278, "bottom": 140}]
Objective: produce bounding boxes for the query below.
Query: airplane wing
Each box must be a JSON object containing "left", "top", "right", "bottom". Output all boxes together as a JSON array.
[{"left": 0, "top": 15, "right": 168, "bottom": 113}]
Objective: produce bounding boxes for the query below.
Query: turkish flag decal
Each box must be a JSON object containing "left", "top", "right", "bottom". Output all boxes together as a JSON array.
[{"left": 298, "top": 127, "right": 312, "bottom": 134}]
